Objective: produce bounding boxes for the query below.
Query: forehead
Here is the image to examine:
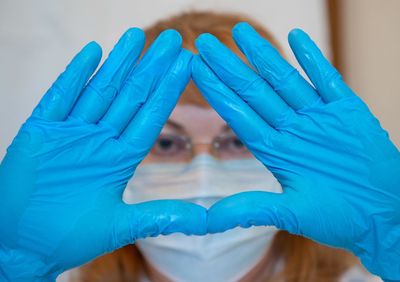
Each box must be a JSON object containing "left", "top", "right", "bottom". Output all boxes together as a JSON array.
[{"left": 168, "top": 105, "right": 226, "bottom": 137}]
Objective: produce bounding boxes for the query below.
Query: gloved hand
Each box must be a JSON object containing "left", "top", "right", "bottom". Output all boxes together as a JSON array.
[
  {"left": 0, "top": 28, "right": 206, "bottom": 281},
  {"left": 192, "top": 22, "right": 400, "bottom": 281}
]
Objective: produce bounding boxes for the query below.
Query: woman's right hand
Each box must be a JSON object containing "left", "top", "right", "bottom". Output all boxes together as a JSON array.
[{"left": 0, "top": 28, "right": 206, "bottom": 281}]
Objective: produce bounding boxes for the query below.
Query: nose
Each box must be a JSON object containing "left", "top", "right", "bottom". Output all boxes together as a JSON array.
[{"left": 192, "top": 143, "right": 214, "bottom": 157}]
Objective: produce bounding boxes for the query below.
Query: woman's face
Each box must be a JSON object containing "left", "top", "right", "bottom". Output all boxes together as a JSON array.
[
  {"left": 129, "top": 82, "right": 283, "bottom": 282},
  {"left": 142, "top": 104, "right": 253, "bottom": 164},
  {"left": 137, "top": 104, "right": 272, "bottom": 282}
]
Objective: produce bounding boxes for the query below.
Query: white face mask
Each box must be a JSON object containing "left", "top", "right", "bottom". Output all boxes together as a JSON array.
[{"left": 123, "top": 154, "right": 283, "bottom": 282}]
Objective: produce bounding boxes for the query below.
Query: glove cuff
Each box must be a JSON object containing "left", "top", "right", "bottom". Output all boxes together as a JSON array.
[{"left": 355, "top": 225, "right": 400, "bottom": 281}]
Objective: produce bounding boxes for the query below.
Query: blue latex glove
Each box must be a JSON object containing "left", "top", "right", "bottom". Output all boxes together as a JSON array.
[
  {"left": 0, "top": 28, "right": 206, "bottom": 281},
  {"left": 192, "top": 22, "right": 400, "bottom": 281}
]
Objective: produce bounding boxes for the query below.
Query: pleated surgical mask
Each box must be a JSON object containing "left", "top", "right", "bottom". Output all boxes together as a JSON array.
[
  {"left": 123, "top": 154, "right": 283, "bottom": 282},
  {"left": 123, "top": 154, "right": 282, "bottom": 205}
]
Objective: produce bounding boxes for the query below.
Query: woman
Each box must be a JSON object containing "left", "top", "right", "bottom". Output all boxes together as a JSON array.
[{"left": 63, "top": 12, "right": 380, "bottom": 282}]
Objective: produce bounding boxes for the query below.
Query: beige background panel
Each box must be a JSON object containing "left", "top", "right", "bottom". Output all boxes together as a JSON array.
[{"left": 338, "top": 0, "right": 400, "bottom": 147}]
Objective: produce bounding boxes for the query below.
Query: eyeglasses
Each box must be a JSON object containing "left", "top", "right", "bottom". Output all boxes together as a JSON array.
[{"left": 150, "top": 131, "right": 252, "bottom": 162}]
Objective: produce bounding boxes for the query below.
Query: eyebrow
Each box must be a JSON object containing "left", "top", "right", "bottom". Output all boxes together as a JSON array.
[
  {"left": 165, "top": 120, "right": 185, "bottom": 132},
  {"left": 221, "top": 124, "right": 232, "bottom": 133},
  {"left": 165, "top": 119, "right": 232, "bottom": 135}
]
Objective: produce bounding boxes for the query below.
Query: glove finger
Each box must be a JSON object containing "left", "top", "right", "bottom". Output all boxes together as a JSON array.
[
  {"left": 191, "top": 56, "right": 279, "bottom": 157},
  {"left": 232, "top": 22, "right": 321, "bottom": 110},
  {"left": 31, "top": 42, "right": 102, "bottom": 121},
  {"left": 288, "top": 28, "right": 355, "bottom": 102},
  {"left": 119, "top": 49, "right": 191, "bottom": 153},
  {"left": 100, "top": 29, "right": 182, "bottom": 135},
  {"left": 70, "top": 28, "right": 145, "bottom": 123},
  {"left": 114, "top": 200, "right": 207, "bottom": 247},
  {"left": 195, "top": 33, "right": 293, "bottom": 128},
  {"left": 207, "top": 191, "right": 299, "bottom": 235}
]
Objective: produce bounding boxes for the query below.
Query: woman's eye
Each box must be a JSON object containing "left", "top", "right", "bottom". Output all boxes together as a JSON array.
[
  {"left": 223, "top": 136, "right": 245, "bottom": 151},
  {"left": 155, "top": 137, "right": 177, "bottom": 153},
  {"left": 232, "top": 137, "right": 244, "bottom": 149},
  {"left": 158, "top": 138, "right": 174, "bottom": 151},
  {"left": 152, "top": 135, "right": 186, "bottom": 157},
  {"left": 216, "top": 134, "right": 251, "bottom": 159}
]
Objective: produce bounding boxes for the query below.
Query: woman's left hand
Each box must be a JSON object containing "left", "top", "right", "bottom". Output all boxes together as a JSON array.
[{"left": 192, "top": 23, "right": 400, "bottom": 281}]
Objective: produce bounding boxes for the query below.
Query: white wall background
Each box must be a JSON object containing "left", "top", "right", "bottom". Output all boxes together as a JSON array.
[{"left": 0, "top": 0, "right": 330, "bottom": 158}]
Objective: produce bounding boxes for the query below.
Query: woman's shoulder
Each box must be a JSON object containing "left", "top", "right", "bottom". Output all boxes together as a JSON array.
[
  {"left": 340, "top": 265, "right": 383, "bottom": 282},
  {"left": 56, "top": 268, "right": 80, "bottom": 282},
  {"left": 57, "top": 265, "right": 383, "bottom": 282}
]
